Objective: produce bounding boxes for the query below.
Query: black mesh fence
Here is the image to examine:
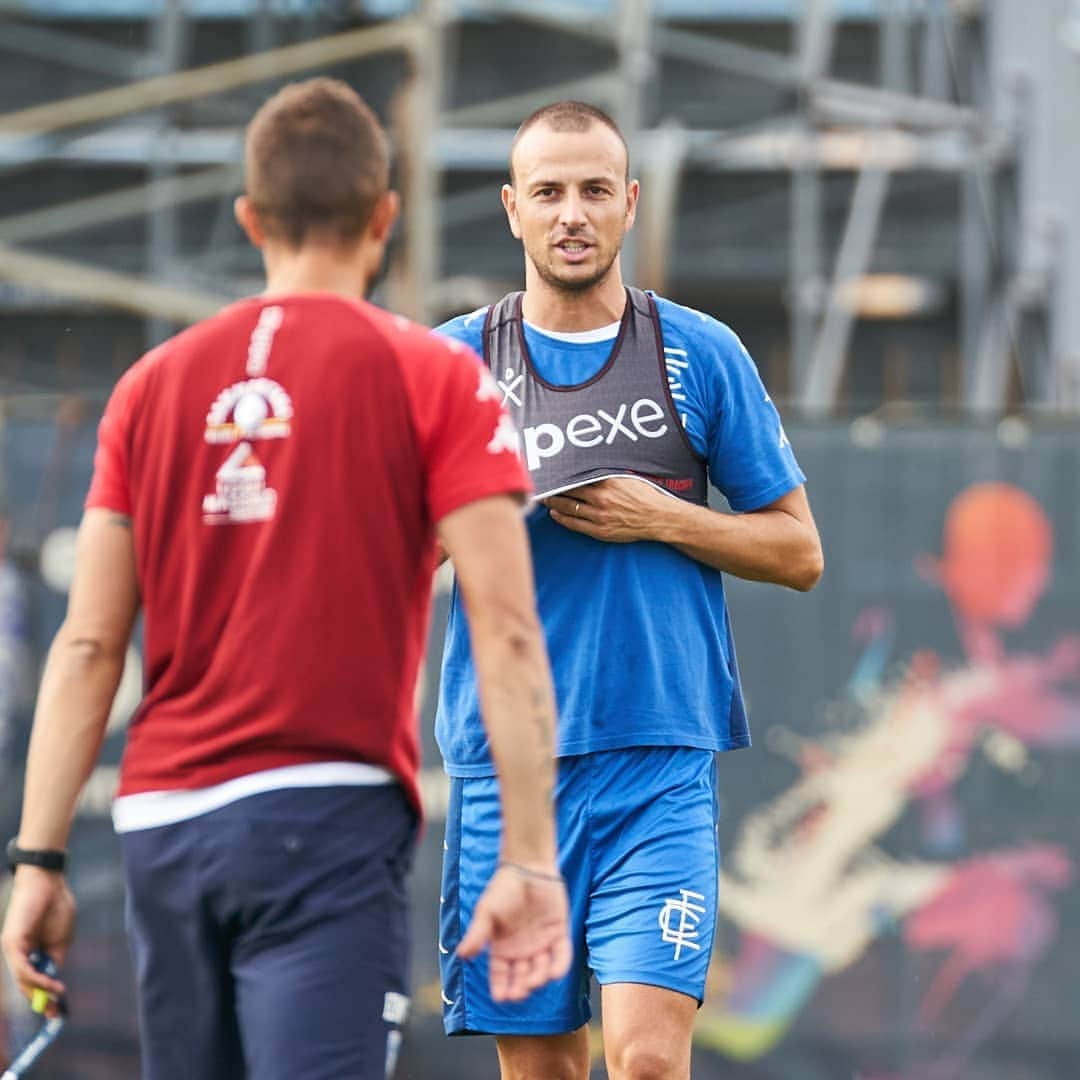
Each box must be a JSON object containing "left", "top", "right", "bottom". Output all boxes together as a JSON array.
[{"left": 2, "top": 404, "right": 1078, "bottom": 1079}]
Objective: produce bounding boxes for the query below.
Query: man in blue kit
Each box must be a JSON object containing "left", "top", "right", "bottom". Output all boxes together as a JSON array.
[{"left": 435, "top": 101, "right": 824, "bottom": 1080}]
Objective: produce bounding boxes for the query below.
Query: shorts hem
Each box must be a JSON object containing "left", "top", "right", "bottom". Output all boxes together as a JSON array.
[
  {"left": 444, "top": 1012, "right": 589, "bottom": 1037},
  {"left": 596, "top": 971, "right": 707, "bottom": 1007}
]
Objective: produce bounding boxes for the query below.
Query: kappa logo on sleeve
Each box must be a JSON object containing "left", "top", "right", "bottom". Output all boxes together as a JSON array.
[
  {"left": 476, "top": 367, "right": 523, "bottom": 459},
  {"left": 476, "top": 367, "right": 502, "bottom": 404},
  {"left": 486, "top": 413, "right": 521, "bottom": 458}
]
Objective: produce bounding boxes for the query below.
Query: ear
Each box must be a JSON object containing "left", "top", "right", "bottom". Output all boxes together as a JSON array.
[
  {"left": 234, "top": 195, "right": 266, "bottom": 250},
  {"left": 624, "top": 178, "right": 640, "bottom": 232},
  {"left": 501, "top": 184, "right": 522, "bottom": 240},
  {"left": 367, "top": 190, "right": 400, "bottom": 245}
]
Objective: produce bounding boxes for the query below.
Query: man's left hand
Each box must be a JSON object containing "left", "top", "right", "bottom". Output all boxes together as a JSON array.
[{"left": 544, "top": 478, "right": 677, "bottom": 544}]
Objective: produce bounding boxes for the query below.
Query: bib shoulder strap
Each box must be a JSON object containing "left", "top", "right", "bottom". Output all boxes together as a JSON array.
[{"left": 481, "top": 292, "right": 524, "bottom": 368}]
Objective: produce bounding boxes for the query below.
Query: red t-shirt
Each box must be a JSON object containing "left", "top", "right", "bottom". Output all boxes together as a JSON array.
[{"left": 87, "top": 293, "right": 529, "bottom": 812}]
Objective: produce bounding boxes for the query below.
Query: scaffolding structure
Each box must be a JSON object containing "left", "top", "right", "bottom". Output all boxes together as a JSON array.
[{"left": 1, "top": 0, "right": 1080, "bottom": 414}]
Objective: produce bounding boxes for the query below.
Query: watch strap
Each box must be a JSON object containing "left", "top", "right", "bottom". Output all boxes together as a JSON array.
[{"left": 6, "top": 838, "right": 67, "bottom": 874}]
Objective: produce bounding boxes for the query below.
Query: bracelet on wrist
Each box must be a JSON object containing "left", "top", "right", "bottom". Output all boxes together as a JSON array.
[{"left": 497, "top": 860, "right": 563, "bottom": 884}]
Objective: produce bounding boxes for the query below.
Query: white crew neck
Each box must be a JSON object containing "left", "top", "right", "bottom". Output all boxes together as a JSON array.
[{"left": 523, "top": 319, "right": 621, "bottom": 344}]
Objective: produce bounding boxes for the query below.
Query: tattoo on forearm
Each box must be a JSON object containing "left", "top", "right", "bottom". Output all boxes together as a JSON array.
[
  {"left": 110, "top": 514, "right": 132, "bottom": 529},
  {"left": 527, "top": 686, "right": 554, "bottom": 755},
  {"left": 536, "top": 724, "right": 553, "bottom": 756}
]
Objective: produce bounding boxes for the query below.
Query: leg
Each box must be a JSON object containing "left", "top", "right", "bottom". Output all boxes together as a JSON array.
[
  {"left": 120, "top": 823, "right": 244, "bottom": 1080},
  {"left": 601, "top": 984, "right": 697, "bottom": 1080},
  {"left": 234, "top": 905, "right": 409, "bottom": 1080},
  {"left": 495, "top": 1027, "right": 591, "bottom": 1080},
  {"left": 586, "top": 749, "right": 720, "bottom": 1080},
  {"left": 226, "top": 785, "right": 417, "bottom": 1080}
]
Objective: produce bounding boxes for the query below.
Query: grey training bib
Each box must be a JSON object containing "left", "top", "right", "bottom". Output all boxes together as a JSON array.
[{"left": 482, "top": 287, "right": 707, "bottom": 504}]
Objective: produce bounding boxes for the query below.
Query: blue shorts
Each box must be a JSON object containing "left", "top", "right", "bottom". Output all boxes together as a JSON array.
[
  {"left": 120, "top": 784, "right": 417, "bottom": 1080},
  {"left": 439, "top": 747, "right": 720, "bottom": 1036}
]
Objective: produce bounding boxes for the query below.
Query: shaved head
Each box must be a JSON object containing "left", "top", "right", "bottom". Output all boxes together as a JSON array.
[
  {"left": 509, "top": 101, "right": 629, "bottom": 186},
  {"left": 500, "top": 102, "right": 638, "bottom": 300}
]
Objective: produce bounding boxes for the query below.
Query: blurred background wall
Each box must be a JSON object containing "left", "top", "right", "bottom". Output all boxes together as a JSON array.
[{"left": 1, "top": 1, "right": 1079, "bottom": 1077}]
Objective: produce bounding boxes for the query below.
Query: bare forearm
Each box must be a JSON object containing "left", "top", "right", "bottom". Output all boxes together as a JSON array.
[
  {"left": 654, "top": 499, "right": 823, "bottom": 591},
  {"left": 469, "top": 613, "right": 558, "bottom": 868},
  {"left": 439, "top": 495, "right": 559, "bottom": 869},
  {"left": 18, "top": 630, "right": 124, "bottom": 849}
]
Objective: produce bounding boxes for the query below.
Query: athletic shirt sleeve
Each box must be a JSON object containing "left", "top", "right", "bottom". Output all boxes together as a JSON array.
[
  {"left": 433, "top": 309, "right": 486, "bottom": 355},
  {"left": 397, "top": 329, "right": 531, "bottom": 523},
  {"left": 664, "top": 304, "right": 805, "bottom": 512},
  {"left": 85, "top": 361, "right": 144, "bottom": 514}
]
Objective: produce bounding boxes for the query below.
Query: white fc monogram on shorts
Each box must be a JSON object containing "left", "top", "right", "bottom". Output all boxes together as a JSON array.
[{"left": 658, "top": 888, "right": 707, "bottom": 961}]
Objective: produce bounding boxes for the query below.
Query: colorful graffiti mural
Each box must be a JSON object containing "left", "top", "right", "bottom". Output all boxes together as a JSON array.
[{"left": 697, "top": 483, "right": 1080, "bottom": 1079}]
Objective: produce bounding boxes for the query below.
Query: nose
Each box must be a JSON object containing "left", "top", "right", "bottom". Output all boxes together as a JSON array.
[{"left": 559, "top": 190, "right": 587, "bottom": 230}]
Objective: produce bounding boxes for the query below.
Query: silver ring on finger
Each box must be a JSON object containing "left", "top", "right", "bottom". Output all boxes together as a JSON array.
[{"left": 574, "top": 501, "right": 581, "bottom": 515}]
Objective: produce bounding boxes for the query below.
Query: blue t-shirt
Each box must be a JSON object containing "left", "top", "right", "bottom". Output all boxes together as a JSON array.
[{"left": 434, "top": 294, "right": 805, "bottom": 776}]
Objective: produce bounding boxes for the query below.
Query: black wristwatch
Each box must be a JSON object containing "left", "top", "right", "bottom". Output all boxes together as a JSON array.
[{"left": 5, "top": 838, "right": 67, "bottom": 875}]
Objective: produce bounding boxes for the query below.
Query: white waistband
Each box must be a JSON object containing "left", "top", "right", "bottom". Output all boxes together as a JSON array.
[{"left": 112, "top": 761, "right": 396, "bottom": 834}]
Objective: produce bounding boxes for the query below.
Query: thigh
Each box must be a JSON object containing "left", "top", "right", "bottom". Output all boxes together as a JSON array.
[
  {"left": 439, "top": 770, "right": 591, "bottom": 1037},
  {"left": 229, "top": 786, "right": 417, "bottom": 1080},
  {"left": 121, "top": 824, "right": 244, "bottom": 1080},
  {"left": 587, "top": 748, "right": 720, "bottom": 1003},
  {"left": 496, "top": 1027, "right": 592, "bottom": 1080},
  {"left": 600, "top": 983, "right": 697, "bottom": 1080}
]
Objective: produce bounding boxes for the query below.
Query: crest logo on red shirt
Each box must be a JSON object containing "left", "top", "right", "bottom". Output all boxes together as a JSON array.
[
  {"left": 204, "top": 377, "right": 293, "bottom": 444},
  {"left": 202, "top": 305, "right": 293, "bottom": 525}
]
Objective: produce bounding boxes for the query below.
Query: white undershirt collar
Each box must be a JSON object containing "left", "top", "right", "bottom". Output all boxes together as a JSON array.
[{"left": 523, "top": 319, "right": 621, "bottom": 344}]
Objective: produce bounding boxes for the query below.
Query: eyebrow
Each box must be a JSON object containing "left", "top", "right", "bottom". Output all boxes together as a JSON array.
[{"left": 527, "top": 176, "right": 617, "bottom": 191}]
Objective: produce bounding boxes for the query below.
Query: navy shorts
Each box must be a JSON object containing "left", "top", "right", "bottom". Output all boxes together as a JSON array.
[
  {"left": 120, "top": 784, "right": 417, "bottom": 1080},
  {"left": 440, "top": 747, "right": 720, "bottom": 1036}
]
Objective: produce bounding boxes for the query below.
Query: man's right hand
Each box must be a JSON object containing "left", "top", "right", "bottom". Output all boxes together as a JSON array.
[
  {"left": 457, "top": 863, "right": 571, "bottom": 1002},
  {"left": 1, "top": 867, "right": 74, "bottom": 1018}
]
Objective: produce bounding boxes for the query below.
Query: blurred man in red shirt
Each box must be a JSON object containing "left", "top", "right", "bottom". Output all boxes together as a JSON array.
[{"left": 1, "top": 78, "right": 569, "bottom": 1080}]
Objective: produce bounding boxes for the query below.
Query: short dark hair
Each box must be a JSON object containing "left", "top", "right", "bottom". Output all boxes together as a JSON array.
[
  {"left": 245, "top": 77, "right": 389, "bottom": 248},
  {"left": 509, "top": 101, "right": 630, "bottom": 185}
]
